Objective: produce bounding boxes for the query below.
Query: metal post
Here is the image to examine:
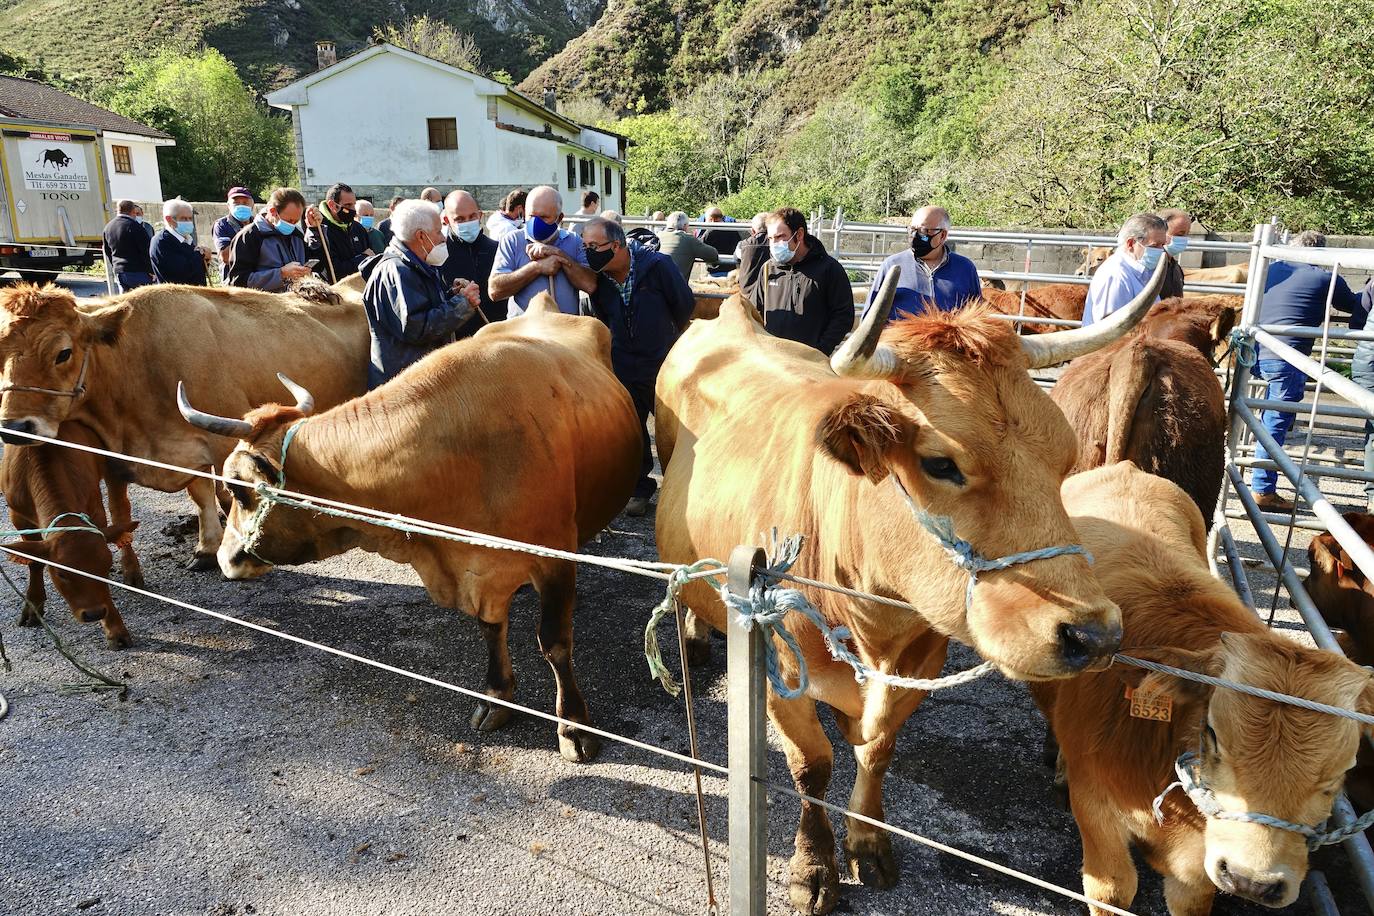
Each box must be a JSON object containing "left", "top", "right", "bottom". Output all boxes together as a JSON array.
[
  {"left": 832, "top": 206, "right": 844, "bottom": 253},
  {"left": 727, "top": 544, "right": 767, "bottom": 916}
]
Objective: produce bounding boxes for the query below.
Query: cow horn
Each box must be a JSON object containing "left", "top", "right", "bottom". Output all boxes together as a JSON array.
[
  {"left": 831, "top": 267, "right": 901, "bottom": 378},
  {"left": 276, "top": 373, "right": 315, "bottom": 416},
  {"left": 177, "top": 381, "right": 253, "bottom": 439},
  {"left": 1019, "top": 254, "right": 1170, "bottom": 369}
]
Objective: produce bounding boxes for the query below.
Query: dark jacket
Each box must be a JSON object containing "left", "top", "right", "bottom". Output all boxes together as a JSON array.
[
  {"left": 149, "top": 229, "right": 207, "bottom": 286},
  {"left": 305, "top": 216, "right": 373, "bottom": 280},
  {"left": 226, "top": 218, "right": 307, "bottom": 292},
  {"left": 587, "top": 247, "right": 695, "bottom": 384},
  {"left": 1159, "top": 255, "right": 1186, "bottom": 301},
  {"left": 736, "top": 231, "right": 769, "bottom": 297},
  {"left": 742, "top": 235, "right": 853, "bottom": 356},
  {"left": 441, "top": 231, "right": 503, "bottom": 332},
  {"left": 212, "top": 214, "right": 249, "bottom": 282},
  {"left": 361, "top": 240, "right": 474, "bottom": 389},
  {"left": 377, "top": 217, "right": 395, "bottom": 249},
  {"left": 102, "top": 214, "right": 154, "bottom": 276},
  {"left": 1258, "top": 260, "right": 1368, "bottom": 359}
]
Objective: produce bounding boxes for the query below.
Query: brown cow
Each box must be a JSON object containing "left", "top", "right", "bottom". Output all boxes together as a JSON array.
[
  {"left": 981, "top": 284, "right": 1089, "bottom": 334},
  {"left": 1051, "top": 296, "right": 1235, "bottom": 523},
  {"left": 1, "top": 422, "right": 141, "bottom": 646},
  {"left": 1306, "top": 513, "right": 1374, "bottom": 814},
  {"left": 655, "top": 260, "right": 1167, "bottom": 913},
  {"left": 1037, "top": 463, "right": 1372, "bottom": 914},
  {"left": 179, "top": 294, "right": 640, "bottom": 762},
  {"left": 0, "top": 281, "right": 368, "bottom": 569}
]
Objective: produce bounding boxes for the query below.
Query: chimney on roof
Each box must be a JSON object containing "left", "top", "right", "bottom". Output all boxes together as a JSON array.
[
  {"left": 316, "top": 40, "right": 337, "bottom": 71},
  {"left": 544, "top": 89, "right": 557, "bottom": 113}
]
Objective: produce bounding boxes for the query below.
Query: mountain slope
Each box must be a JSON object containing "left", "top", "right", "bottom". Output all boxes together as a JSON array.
[{"left": 0, "top": 0, "right": 605, "bottom": 92}]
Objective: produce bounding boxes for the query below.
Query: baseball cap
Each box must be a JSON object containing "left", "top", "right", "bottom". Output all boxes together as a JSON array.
[{"left": 227, "top": 186, "right": 253, "bottom": 201}]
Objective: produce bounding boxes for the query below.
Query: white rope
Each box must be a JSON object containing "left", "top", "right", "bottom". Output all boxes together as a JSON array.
[{"left": 0, "top": 541, "right": 1135, "bottom": 915}]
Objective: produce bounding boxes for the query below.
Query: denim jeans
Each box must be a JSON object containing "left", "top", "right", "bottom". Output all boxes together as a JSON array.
[
  {"left": 1351, "top": 341, "right": 1374, "bottom": 501},
  {"left": 1248, "top": 358, "right": 1308, "bottom": 495}
]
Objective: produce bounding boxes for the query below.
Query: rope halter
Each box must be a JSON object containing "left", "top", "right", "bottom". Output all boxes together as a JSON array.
[
  {"left": 1153, "top": 749, "right": 1374, "bottom": 850},
  {"left": 0, "top": 351, "right": 90, "bottom": 399},
  {"left": 239, "top": 419, "right": 307, "bottom": 564},
  {"left": 891, "top": 476, "right": 1093, "bottom": 609}
]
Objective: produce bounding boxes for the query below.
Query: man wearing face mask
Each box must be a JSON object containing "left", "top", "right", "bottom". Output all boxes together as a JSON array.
[
  {"left": 102, "top": 199, "right": 157, "bottom": 292},
  {"left": 149, "top": 197, "right": 209, "bottom": 286},
  {"left": 441, "top": 189, "right": 503, "bottom": 330},
  {"left": 1156, "top": 208, "right": 1193, "bottom": 300},
  {"left": 356, "top": 199, "right": 385, "bottom": 254},
  {"left": 489, "top": 185, "right": 596, "bottom": 316},
  {"left": 486, "top": 188, "right": 527, "bottom": 240},
  {"left": 359, "top": 200, "right": 480, "bottom": 390},
  {"left": 226, "top": 187, "right": 314, "bottom": 292},
  {"left": 303, "top": 182, "right": 374, "bottom": 281},
  {"left": 582, "top": 217, "right": 695, "bottom": 516},
  {"left": 212, "top": 187, "right": 255, "bottom": 282},
  {"left": 1082, "top": 213, "right": 1169, "bottom": 327},
  {"left": 742, "top": 207, "right": 852, "bottom": 355}
]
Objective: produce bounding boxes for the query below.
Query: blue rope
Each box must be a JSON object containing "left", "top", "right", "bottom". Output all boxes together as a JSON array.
[
  {"left": 1, "top": 512, "right": 103, "bottom": 539},
  {"left": 1154, "top": 751, "right": 1374, "bottom": 849},
  {"left": 892, "top": 478, "right": 1092, "bottom": 608},
  {"left": 1226, "top": 327, "right": 1258, "bottom": 367},
  {"left": 240, "top": 419, "right": 307, "bottom": 563}
]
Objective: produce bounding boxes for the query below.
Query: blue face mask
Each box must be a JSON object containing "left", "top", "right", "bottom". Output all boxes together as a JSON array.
[
  {"left": 1139, "top": 245, "right": 1165, "bottom": 271},
  {"left": 275, "top": 219, "right": 297, "bottom": 236},
  {"left": 770, "top": 238, "right": 796, "bottom": 265},
  {"left": 525, "top": 216, "right": 560, "bottom": 243},
  {"left": 454, "top": 219, "right": 481, "bottom": 243},
  {"left": 1165, "top": 235, "right": 1188, "bottom": 256},
  {"left": 231, "top": 204, "right": 253, "bottom": 222},
  {"left": 359, "top": 216, "right": 374, "bottom": 229},
  {"left": 176, "top": 220, "right": 195, "bottom": 237}
]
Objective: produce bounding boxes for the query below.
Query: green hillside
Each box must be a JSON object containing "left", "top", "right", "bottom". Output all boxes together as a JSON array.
[{"left": 0, "top": 0, "right": 604, "bottom": 93}]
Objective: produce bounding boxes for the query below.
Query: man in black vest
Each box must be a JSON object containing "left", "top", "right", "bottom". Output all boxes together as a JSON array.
[
  {"left": 440, "top": 190, "right": 503, "bottom": 336},
  {"left": 101, "top": 199, "right": 156, "bottom": 292},
  {"left": 303, "top": 182, "right": 373, "bottom": 281}
]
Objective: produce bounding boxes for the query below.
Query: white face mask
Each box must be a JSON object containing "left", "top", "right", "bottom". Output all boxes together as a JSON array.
[{"left": 424, "top": 235, "right": 449, "bottom": 267}]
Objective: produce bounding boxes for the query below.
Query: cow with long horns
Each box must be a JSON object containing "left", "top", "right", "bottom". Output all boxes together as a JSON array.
[
  {"left": 178, "top": 293, "right": 641, "bottom": 762},
  {"left": 653, "top": 260, "right": 1168, "bottom": 913}
]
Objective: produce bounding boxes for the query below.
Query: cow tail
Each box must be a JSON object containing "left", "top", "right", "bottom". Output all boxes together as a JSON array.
[{"left": 1105, "top": 343, "right": 1155, "bottom": 465}]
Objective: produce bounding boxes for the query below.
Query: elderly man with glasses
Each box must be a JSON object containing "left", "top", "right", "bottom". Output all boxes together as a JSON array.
[{"left": 861, "top": 205, "right": 980, "bottom": 322}]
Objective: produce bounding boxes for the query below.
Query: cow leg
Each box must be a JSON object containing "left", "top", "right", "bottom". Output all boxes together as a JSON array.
[
  {"left": 533, "top": 561, "right": 598, "bottom": 763},
  {"left": 17, "top": 535, "right": 46, "bottom": 627},
  {"left": 105, "top": 477, "right": 143, "bottom": 588},
  {"left": 471, "top": 615, "right": 515, "bottom": 734},
  {"left": 682, "top": 608, "right": 712, "bottom": 666},
  {"left": 99, "top": 600, "right": 132, "bottom": 649},
  {"left": 1162, "top": 877, "right": 1214, "bottom": 916},
  {"left": 769, "top": 689, "right": 839, "bottom": 915},
  {"left": 1153, "top": 829, "right": 1213, "bottom": 916},
  {"left": 1071, "top": 780, "right": 1138, "bottom": 915},
  {"left": 185, "top": 476, "right": 223, "bottom": 571}
]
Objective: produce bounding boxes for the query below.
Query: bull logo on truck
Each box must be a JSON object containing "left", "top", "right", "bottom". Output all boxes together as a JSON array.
[{"left": 36, "top": 148, "right": 73, "bottom": 169}]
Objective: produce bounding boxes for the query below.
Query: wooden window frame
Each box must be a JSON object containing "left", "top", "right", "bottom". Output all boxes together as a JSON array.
[
  {"left": 427, "top": 117, "right": 458, "bottom": 151},
  {"left": 566, "top": 154, "right": 576, "bottom": 190},
  {"left": 111, "top": 144, "right": 133, "bottom": 174}
]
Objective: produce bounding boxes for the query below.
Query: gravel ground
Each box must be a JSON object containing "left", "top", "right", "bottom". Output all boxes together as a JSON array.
[{"left": 0, "top": 386, "right": 1368, "bottom": 916}]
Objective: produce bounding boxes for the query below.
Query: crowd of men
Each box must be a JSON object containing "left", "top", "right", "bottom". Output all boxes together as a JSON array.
[{"left": 101, "top": 183, "right": 1374, "bottom": 516}]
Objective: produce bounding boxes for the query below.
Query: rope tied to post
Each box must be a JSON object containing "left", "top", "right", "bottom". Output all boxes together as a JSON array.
[
  {"left": 1223, "top": 327, "right": 1258, "bottom": 368},
  {"left": 892, "top": 477, "right": 1093, "bottom": 610},
  {"left": 1153, "top": 750, "right": 1374, "bottom": 849}
]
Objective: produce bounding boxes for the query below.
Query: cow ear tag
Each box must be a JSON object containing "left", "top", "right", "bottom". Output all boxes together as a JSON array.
[{"left": 1125, "top": 684, "right": 1173, "bottom": 722}]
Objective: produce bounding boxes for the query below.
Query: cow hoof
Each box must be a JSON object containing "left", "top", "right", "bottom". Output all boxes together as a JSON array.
[
  {"left": 185, "top": 552, "right": 217, "bottom": 572},
  {"left": 684, "top": 637, "right": 712, "bottom": 668},
  {"left": 558, "top": 727, "right": 601, "bottom": 763},
  {"left": 17, "top": 611, "right": 38, "bottom": 628},
  {"left": 105, "top": 629, "right": 133, "bottom": 650},
  {"left": 788, "top": 859, "right": 839, "bottom": 915},
  {"left": 470, "top": 701, "right": 512, "bottom": 732},
  {"left": 845, "top": 831, "right": 897, "bottom": 888},
  {"left": 122, "top": 566, "right": 145, "bottom": 589}
]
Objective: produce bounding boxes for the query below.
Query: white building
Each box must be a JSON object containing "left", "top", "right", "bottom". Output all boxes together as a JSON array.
[
  {"left": 0, "top": 75, "right": 175, "bottom": 202},
  {"left": 266, "top": 43, "right": 628, "bottom": 213}
]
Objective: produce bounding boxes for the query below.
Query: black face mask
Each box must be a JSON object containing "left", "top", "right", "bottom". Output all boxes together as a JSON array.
[
  {"left": 337, "top": 207, "right": 355, "bottom": 224},
  {"left": 910, "top": 230, "right": 936, "bottom": 258},
  {"left": 585, "top": 245, "right": 616, "bottom": 273}
]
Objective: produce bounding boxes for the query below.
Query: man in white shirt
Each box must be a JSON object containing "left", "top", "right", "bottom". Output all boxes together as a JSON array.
[{"left": 1082, "top": 213, "right": 1168, "bottom": 326}]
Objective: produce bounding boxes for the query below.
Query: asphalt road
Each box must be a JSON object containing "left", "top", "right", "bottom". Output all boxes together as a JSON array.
[{"left": 0, "top": 397, "right": 1367, "bottom": 916}]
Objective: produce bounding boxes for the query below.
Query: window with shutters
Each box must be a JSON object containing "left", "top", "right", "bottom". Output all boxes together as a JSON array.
[
  {"left": 111, "top": 145, "right": 133, "bottom": 174},
  {"left": 603, "top": 165, "right": 611, "bottom": 194},
  {"left": 427, "top": 118, "right": 458, "bottom": 150},
  {"left": 566, "top": 154, "right": 576, "bottom": 190}
]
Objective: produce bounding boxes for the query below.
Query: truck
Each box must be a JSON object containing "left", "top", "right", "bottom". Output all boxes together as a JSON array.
[{"left": 0, "top": 119, "right": 112, "bottom": 282}]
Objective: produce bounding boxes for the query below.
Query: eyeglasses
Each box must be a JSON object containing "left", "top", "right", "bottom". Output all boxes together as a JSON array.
[
  {"left": 910, "top": 227, "right": 946, "bottom": 238},
  {"left": 583, "top": 241, "right": 616, "bottom": 253}
]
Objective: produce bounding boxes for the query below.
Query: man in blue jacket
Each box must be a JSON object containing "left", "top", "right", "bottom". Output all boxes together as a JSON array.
[
  {"left": 360, "top": 200, "right": 480, "bottom": 390},
  {"left": 101, "top": 199, "right": 156, "bottom": 292},
  {"left": 149, "top": 198, "right": 209, "bottom": 286},
  {"left": 862, "top": 205, "right": 980, "bottom": 321},
  {"left": 441, "top": 189, "right": 503, "bottom": 333},
  {"left": 225, "top": 188, "right": 314, "bottom": 292},
  {"left": 1249, "top": 230, "right": 1369, "bottom": 510},
  {"left": 582, "top": 217, "right": 695, "bottom": 516}
]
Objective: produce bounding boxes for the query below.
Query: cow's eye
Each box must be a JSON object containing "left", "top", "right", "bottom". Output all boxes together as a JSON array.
[
  {"left": 55, "top": 348, "right": 72, "bottom": 365},
  {"left": 920, "top": 456, "right": 965, "bottom": 486}
]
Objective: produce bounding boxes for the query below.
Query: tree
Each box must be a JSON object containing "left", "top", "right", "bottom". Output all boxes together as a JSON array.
[
  {"left": 675, "top": 68, "right": 789, "bottom": 197},
  {"left": 102, "top": 49, "right": 293, "bottom": 201},
  {"left": 374, "top": 16, "right": 484, "bottom": 74},
  {"left": 616, "top": 112, "right": 717, "bottom": 215}
]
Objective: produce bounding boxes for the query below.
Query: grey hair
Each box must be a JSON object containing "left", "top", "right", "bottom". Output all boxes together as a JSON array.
[
  {"left": 162, "top": 197, "right": 192, "bottom": 219},
  {"left": 601, "top": 210, "right": 622, "bottom": 225},
  {"left": 586, "top": 217, "right": 626, "bottom": 246},
  {"left": 1293, "top": 230, "right": 1327, "bottom": 248},
  {"left": 666, "top": 211, "right": 689, "bottom": 231},
  {"left": 1118, "top": 212, "right": 1168, "bottom": 246},
  {"left": 391, "top": 199, "right": 441, "bottom": 243}
]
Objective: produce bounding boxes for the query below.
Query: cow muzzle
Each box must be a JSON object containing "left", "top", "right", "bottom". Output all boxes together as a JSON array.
[
  {"left": 1058, "top": 618, "right": 1123, "bottom": 671},
  {"left": 0, "top": 416, "right": 56, "bottom": 445},
  {"left": 1208, "top": 857, "right": 1298, "bottom": 909}
]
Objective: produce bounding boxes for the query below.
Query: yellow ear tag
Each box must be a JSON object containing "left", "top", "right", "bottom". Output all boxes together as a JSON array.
[{"left": 1125, "top": 684, "right": 1173, "bottom": 722}]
